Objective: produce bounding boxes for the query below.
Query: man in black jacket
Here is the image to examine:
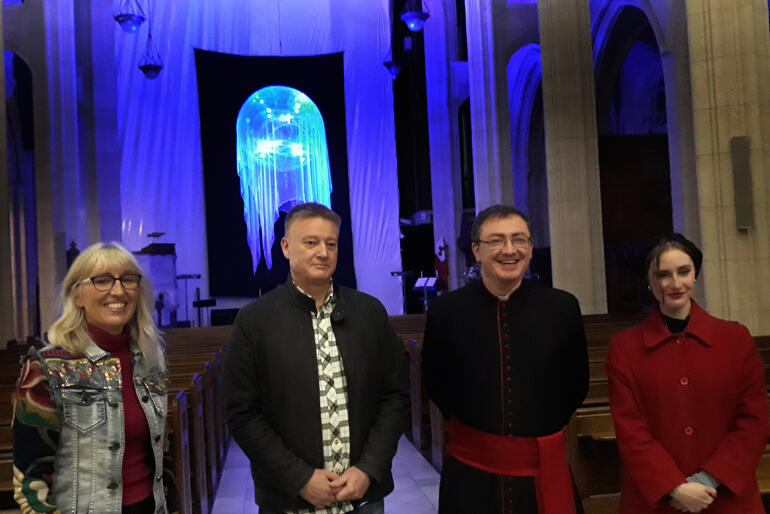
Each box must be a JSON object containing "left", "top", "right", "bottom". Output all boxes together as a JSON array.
[{"left": 225, "top": 202, "right": 409, "bottom": 514}]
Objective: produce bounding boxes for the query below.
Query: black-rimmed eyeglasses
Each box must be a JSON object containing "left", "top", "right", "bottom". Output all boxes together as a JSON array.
[
  {"left": 78, "top": 274, "right": 142, "bottom": 292},
  {"left": 474, "top": 236, "right": 532, "bottom": 251}
]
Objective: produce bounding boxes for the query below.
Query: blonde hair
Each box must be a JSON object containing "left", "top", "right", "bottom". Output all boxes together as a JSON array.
[{"left": 47, "top": 242, "right": 164, "bottom": 370}]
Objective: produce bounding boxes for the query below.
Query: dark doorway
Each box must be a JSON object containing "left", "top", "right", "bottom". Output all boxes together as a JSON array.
[{"left": 594, "top": 7, "right": 671, "bottom": 313}]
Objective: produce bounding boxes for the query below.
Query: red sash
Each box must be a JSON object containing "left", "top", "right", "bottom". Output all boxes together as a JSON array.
[{"left": 445, "top": 418, "right": 575, "bottom": 514}]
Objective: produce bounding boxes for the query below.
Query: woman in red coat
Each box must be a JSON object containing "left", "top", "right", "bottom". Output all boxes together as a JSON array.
[{"left": 606, "top": 234, "right": 768, "bottom": 513}]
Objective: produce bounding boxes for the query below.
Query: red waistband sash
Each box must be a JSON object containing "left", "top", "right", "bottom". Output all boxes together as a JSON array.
[{"left": 446, "top": 418, "right": 575, "bottom": 514}]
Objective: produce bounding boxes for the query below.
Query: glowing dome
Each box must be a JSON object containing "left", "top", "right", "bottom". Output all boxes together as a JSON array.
[{"left": 236, "top": 85, "right": 332, "bottom": 271}]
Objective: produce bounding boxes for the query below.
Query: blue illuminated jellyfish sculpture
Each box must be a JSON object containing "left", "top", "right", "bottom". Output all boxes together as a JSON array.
[{"left": 236, "top": 85, "right": 333, "bottom": 271}]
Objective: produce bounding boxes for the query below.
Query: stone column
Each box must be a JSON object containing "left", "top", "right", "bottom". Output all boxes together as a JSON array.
[
  {"left": 464, "top": 0, "right": 513, "bottom": 208},
  {"left": 3, "top": 0, "right": 60, "bottom": 332},
  {"left": 75, "top": 0, "right": 121, "bottom": 243},
  {"left": 686, "top": 0, "right": 770, "bottom": 335},
  {"left": 537, "top": 0, "right": 607, "bottom": 314},
  {"left": 424, "top": 0, "right": 463, "bottom": 290},
  {"left": 0, "top": 7, "right": 13, "bottom": 346},
  {"left": 661, "top": 1, "right": 701, "bottom": 241}
]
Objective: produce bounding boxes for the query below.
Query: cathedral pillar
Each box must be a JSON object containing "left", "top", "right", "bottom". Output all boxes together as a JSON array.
[
  {"left": 424, "top": 0, "right": 463, "bottom": 289},
  {"left": 464, "top": 0, "right": 513, "bottom": 208},
  {"left": 75, "top": 0, "right": 121, "bottom": 244},
  {"left": 537, "top": 0, "right": 607, "bottom": 314},
  {"left": 686, "top": 0, "right": 770, "bottom": 334},
  {"left": 0, "top": 6, "right": 13, "bottom": 345}
]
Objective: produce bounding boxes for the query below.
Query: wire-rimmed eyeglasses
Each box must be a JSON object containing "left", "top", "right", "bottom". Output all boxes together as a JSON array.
[
  {"left": 474, "top": 236, "right": 532, "bottom": 251},
  {"left": 78, "top": 274, "right": 142, "bottom": 292}
]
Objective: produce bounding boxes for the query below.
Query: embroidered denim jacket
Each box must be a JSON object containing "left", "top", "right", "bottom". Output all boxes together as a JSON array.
[{"left": 12, "top": 341, "right": 171, "bottom": 514}]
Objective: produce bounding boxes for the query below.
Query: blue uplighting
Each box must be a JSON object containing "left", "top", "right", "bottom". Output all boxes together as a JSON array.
[{"left": 236, "top": 85, "right": 333, "bottom": 271}]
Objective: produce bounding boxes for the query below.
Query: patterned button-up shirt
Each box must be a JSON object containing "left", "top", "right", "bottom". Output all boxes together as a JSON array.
[{"left": 291, "top": 283, "right": 353, "bottom": 514}]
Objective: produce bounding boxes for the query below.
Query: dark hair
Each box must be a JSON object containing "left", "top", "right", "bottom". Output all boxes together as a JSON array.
[
  {"left": 284, "top": 202, "right": 341, "bottom": 234},
  {"left": 644, "top": 233, "right": 703, "bottom": 278},
  {"left": 471, "top": 205, "right": 531, "bottom": 243}
]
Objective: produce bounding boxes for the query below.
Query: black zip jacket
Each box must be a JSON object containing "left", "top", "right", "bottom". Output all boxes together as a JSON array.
[{"left": 224, "top": 279, "right": 410, "bottom": 511}]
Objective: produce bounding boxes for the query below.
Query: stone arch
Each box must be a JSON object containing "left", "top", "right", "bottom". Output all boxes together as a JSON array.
[
  {"left": 590, "top": 1, "right": 675, "bottom": 312},
  {"left": 4, "top": 49, "right": 38, "bottom": 338},
  {"left": 506, "top": 43, "right": 550, "bottom": 283}
]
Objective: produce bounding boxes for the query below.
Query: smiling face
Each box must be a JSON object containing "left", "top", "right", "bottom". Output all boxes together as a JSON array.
[
  {"left": 281, "top": 215, "right": 339, "bottom": 292},
  {"left": 74, "top": 267, "right": 139, "bottom": 335},
  {"left": 472, "top": 214, "right": 533, "bottom": 296},
  {"left": 649, "top": 248, "right": 695, "bottom": 319}
]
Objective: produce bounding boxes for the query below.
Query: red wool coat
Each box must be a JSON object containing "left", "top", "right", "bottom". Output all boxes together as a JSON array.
[{"left": 606, "top": 301, "right": 768, "bottom": 513}]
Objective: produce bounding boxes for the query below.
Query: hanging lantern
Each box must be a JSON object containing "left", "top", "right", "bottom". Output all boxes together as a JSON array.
[
  {"left": 114, "top": 0, "right": 146, "bottom": 33},
  {"left": 383, "top": 50, "right": 402, "bottom": 80},
  {"left": 138, "top": 34, "right": 163, "bottom": 79},
  {"left": 400, "top": 0, "right": 430, "bottom": 32}
]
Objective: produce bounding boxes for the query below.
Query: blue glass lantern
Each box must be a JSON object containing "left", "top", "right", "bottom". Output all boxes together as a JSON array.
[
  {"left": 236, "top": 86, "right": 333, "bottom": 271},
  {"left": 114, "top": 0, "right": 146, "bottom": 33}
]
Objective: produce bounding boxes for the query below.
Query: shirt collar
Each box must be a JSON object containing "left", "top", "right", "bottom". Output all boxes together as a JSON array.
[
  {"left": 642, "top": 300, "right": 715, "bottom": 348},
  {"left": 294, "top": 280, "right": 335, "bottom": 309}
]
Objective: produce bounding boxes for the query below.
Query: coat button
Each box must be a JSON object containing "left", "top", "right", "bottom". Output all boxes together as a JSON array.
[
  {"left": 109, "top": 402, "right": 119, "bottom": 408},
  {"left": 154, "top": 435, "right": 162, "bottom": 442},
  {"left": 680, "top": 377, "right": 689, "bottom": 386},
  {"left": 142, "top": 396, "right": 149, "bottom": 403},
  {"left": 109, "top": 442, "right": 120, "bottom": 451},
  {"left": 676, "top": 337, "right": 683, "bottom": 344},
  {"left": 107, "top": 482, "right": 119, "bottom": 489},
  {"left": 684, "top": 426, "right": 694, "bottom": 435}
]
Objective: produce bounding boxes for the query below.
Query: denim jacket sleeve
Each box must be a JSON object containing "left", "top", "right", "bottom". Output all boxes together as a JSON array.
[{"left": 12, "top": 354, "right": 61, "bottom": 513}]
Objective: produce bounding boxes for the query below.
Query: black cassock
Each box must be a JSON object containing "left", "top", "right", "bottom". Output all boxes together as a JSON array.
[{"left": 422, "top": 279, "right": 589, "bottom": 514}]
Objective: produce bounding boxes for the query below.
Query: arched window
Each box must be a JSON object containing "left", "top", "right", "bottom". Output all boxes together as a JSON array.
[{"left": 236, "top": 85, "right": 332, "bottom": 271}]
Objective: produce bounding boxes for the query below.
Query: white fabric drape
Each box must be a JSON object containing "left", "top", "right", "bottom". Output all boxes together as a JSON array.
[{"left": 117, "top": 0, "right": 403, "bottom": 313}]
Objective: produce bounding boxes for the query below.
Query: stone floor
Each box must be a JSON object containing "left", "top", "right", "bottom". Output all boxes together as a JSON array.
[{"left": 212, "top": 435, "right": 440, "bottom": 514}]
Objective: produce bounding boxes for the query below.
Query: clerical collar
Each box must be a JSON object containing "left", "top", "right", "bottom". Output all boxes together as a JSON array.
[{"left": 481, "top": 278, "right": 523, "bottom": 301}]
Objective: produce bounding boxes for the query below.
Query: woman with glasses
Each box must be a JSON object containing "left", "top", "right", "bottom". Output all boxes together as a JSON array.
[
  {"left": 12, "top": 242, "right": 174, "bottom": 514},
  {"left": 606, "top": 234, "right": 767, "bottom": 513}
]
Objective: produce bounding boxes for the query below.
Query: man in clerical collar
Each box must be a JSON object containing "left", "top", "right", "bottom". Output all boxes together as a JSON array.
[
  {"left": 422, "top": 204, "right": 589, "bottom": 514},
  {"left": 225, "top": 202, "right": 409, "bottom": 514}
]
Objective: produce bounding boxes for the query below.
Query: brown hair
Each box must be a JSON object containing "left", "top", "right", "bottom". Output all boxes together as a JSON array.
[
  {"left": 644, "top": 233, "right": 703, "bottom": 278},
  {"left": 284, "top": 202, "right": 341, "bottom": 234}
]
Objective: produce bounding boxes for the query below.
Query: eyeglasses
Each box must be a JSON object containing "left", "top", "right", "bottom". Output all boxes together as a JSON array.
[
  {"left": 78, "top": 274, "right": 142, "bottom": 292},
  {"left": 475, "top": 236, "right": 532, "bottom": 251}
]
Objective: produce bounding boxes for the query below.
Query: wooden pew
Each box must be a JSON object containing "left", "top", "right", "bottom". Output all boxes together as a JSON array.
[
  {"left": 169, "top": 374, "right": 209, "bottom": 514},
  {"left": 390, "top": 313, "right": 426, "bottom": 346},
  {"left": 168, "top": 390, "right": 194, "bottom": 514},
  {"left": 408, "top": 339, "right": 430, "bottom": 455}
]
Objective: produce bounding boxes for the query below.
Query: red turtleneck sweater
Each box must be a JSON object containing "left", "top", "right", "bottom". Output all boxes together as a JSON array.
[{"left": 87, "top": 324, "right": 153, "bottom": 505}]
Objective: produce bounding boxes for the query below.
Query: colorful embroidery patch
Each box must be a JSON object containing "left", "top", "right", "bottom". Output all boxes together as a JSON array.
[
  {"left": 143, "top": 372, "right": 169, "bottom": 395},
  {"left": 43, "top": 357, "right": 122, "bottom": 390}
]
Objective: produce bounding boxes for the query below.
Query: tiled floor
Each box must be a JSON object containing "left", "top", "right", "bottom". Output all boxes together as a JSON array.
[{"left": 212, "top": 435, "right": 440, "bottom": 514}]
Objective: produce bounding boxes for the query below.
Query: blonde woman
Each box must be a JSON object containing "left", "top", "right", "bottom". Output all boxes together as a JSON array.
[{"left": 13, "top": 242, "right": 174, "bottom": 514}]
